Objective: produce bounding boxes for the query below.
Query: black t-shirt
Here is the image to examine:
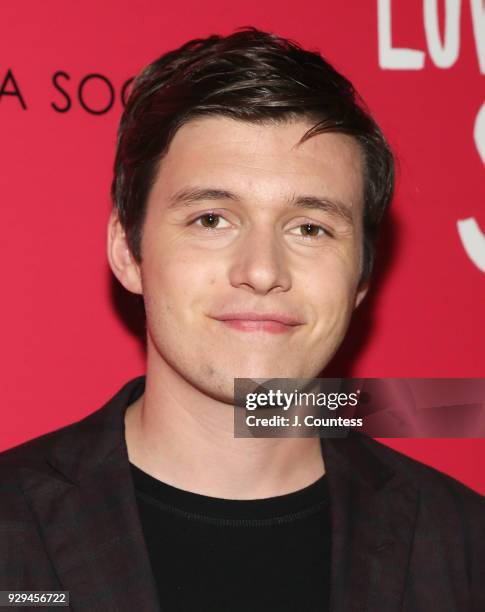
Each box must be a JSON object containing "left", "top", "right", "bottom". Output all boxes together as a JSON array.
[{"left": 130, "top": 462, "right": 331, "bottom": 612}]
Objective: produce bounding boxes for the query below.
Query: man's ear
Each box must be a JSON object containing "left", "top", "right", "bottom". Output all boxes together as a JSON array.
[
  {"left": 107, "top": 210, "right": 143, "bottom": 295},
  {"left": 354, "top": 281, "right": 369, "bottom": 309}
]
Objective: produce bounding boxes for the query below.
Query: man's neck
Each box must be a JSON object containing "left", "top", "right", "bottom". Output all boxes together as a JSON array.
[{"left": 124, "top": 356, "right": 325, "bottom": 500}]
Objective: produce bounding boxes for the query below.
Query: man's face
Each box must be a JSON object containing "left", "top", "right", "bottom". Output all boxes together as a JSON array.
[{"left": 122, "top": 117, "right": 367, "bottom": 402}]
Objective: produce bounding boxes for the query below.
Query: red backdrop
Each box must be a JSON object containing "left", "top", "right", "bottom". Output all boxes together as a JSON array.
[{"left": 1, "top": 1, "right": 484, "bottom": 492}]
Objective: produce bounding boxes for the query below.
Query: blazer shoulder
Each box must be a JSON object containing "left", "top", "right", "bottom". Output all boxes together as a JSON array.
[
  {"left": 360, "top": 438, "right": 485, "bottom": 608},
  {"left": 0, "top": 419, "right": 79, "bottom": 471},
  {"left": 361, "top": 435, "right": 485, "bottom": 513},
  {"left": 0, "top": 376, "right": 143, "bottom": 475},
  {"left": 0, "top": 425, "right": 76, "bottom": 525}
]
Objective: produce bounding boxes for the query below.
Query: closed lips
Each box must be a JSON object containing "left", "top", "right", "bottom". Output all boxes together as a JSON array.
[{"left": 213, "top": 312, "right": 302, "bottom": 325}]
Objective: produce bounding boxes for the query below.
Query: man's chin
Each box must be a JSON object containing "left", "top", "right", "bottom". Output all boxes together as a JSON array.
[{"left": 209, "top": 363, "right": 310, "bottom": 388}]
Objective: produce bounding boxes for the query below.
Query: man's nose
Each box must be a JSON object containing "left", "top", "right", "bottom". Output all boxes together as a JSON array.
[{"left": 227, "top": 226, "right": 292, "bottom": 294}]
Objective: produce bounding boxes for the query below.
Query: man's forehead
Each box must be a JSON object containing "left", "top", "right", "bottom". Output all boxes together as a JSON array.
[
  {"left": 150, "top": 116, "right": 365, "bottom": 212},
  {"left": 165, "top": 115, "right": 362, "bottom": 162}
]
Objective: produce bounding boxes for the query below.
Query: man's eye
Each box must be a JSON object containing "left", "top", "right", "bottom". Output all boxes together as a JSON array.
[
  {"left": 193, "top": 213, "right": 230, "bottom": 229},
  {"left": 291, "top": 223, "right": 330, "bottom": 239}
]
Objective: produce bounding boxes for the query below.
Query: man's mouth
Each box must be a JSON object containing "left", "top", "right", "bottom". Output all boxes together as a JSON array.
[{"left": 211, "top": 312, "right": 303, "bottom": 334}]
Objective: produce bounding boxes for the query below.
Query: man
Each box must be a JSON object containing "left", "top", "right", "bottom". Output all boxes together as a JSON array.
[{"left": 1, "top": 28, "right": 484, "bottom": 612}]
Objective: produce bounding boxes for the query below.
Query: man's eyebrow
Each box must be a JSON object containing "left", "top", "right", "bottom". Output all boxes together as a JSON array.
[
  {"left": 167, "top": 187, "right": 238, "bottom": 208},
  {"left": 290, "top": 195, "right": 354, "bottom": 227},
  {"left": 167, "top": 186, "right": 354, "bottom": 226}
]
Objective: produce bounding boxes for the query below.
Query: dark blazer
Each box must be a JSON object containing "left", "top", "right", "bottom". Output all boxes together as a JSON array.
[{"left": 1, "top": 376, "right": 484, "bottom": 611}]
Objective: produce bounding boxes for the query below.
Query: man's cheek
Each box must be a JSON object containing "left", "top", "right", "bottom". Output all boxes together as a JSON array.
[{"left": 311, "top": 290, "right": 349, "bottom": 334}]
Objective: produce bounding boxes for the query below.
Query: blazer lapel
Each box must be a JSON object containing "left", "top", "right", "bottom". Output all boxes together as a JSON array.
[
  {"left": 20, "top": 377, "right": 160, "bottom": 612},
  {"left": 321, "top": 436, "right": 419, "bottom": 612}
]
